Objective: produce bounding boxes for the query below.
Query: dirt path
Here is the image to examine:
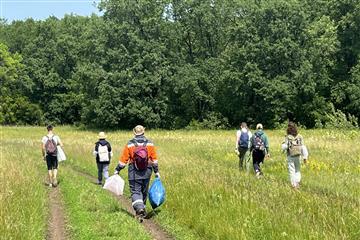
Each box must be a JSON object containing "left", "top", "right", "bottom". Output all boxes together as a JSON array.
[
  {"left": 72, "top": 167, "right": 174, "bottom": 240},
  {"left": 46, "top": 186, "right": 68, "bottom": 240}
]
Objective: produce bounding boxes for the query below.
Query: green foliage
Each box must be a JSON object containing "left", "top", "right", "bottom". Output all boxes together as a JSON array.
[
  {"left": 323, "top": 104, "right": 359, "bottom": 129},
  {"left": 1, "top": 0, "right": 360, "bottom": 128},
  {"left": 0, "top": 43, "right": 43, "bottom": 125}
]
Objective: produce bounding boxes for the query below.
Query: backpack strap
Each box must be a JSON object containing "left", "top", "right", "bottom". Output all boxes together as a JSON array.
[
  {"left": 131, "top": 139, "right": 148, "bottom": 147},
  {"left": 131, "top": 139, "right": 139, "bottom": 147}
]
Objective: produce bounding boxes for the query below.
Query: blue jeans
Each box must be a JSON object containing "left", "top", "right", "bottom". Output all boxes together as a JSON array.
[{"left": 97, "top": 163, "right": 109, "bottom": 183}]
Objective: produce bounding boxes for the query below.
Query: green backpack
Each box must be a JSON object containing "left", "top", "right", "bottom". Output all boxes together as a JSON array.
[{"left": 287, "top": 135, "right": 303, "bottom": 156}]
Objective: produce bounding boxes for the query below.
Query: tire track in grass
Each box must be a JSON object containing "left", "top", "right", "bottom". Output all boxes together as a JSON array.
[
  {"left": 70, "top": 166, "right": 174, "bottom": 240},
  {"left": 46, "top": 186, "right": 69, "bottom": 240}
]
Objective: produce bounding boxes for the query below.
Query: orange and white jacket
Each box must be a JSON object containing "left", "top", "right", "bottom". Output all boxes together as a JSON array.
[{"left": 118, "top": 135, "right": 159, "bottom": 173}]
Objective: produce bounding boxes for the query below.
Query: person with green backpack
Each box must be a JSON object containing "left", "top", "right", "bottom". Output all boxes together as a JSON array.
[{"left": 281, "top": 122, "right": 308, "bottom": 189}]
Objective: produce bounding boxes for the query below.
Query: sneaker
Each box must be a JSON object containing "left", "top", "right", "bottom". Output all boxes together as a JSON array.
[
  {"left": 97, "top": 181, "right": 102, "bottom": 185},
  {"left": 255, "top": 171, "right": 262, "bottom": 179},
  {"left": 48, "top": 183, "right": 53, "bottom": 187},
  {"left": 53, "top": 178, "right": 58, "bottom": 187},
  {"left": 136, "top": 209, "right": 146, "bottom": 222}
]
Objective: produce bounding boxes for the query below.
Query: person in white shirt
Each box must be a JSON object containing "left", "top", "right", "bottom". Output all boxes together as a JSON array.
[
  {"left": 41, "top": 125, "right": 63, "bottom": 187},
  {"left": 235, "top": 122, "right": 252, "bottom": 170}
]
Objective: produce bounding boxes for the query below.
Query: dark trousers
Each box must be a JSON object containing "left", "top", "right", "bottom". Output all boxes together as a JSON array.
[
  {"left": 129, "top": 178, "right": 150, "bottom": 212},
  {"left": 238, "top": 147, "right": 249, "bottom": 169},
  {"left": 252, "top": 150, "right": 265, "bottom": 173}
]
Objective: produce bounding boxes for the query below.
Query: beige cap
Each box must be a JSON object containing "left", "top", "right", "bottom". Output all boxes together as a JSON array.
[
  {"left": 98, "top": 132, "right": 107, "bottom": 139},
  {"left": 133, "top": 125, "right": 145, "bottom": 135},
  {"left": 256, "top": 123, "right": 263, "bottom": 130}
]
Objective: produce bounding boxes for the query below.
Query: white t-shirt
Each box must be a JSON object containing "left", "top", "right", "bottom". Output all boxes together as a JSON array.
[
  {"left": 236, "top": 128, "right": 252, "bottom": 148},
  {"left": 42, "top": 134, "right": 61, "bottom": 145}
]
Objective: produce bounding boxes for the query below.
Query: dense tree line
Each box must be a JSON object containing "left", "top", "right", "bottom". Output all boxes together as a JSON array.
[{"left": 0, "top": 0, "right": 359, "bottom": 129}]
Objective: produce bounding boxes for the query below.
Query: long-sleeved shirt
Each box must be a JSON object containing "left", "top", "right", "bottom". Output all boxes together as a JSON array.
[
  {"left": 93, "top": 139, "right": 113, "bottom": 164},
  {"left": 281, "top": 135, "right": 308, "bottom": 159},
  {"left": 118, "top": 135, "right": 158, "bottom": 180},
  {"left": 250, "top": 130, "right": 270, "bottom": 153}
]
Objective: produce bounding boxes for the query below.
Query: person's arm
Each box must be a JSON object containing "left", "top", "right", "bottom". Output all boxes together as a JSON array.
[
  {"left": 41, "top": 144, "right": 46, "bottom": 160},
  {"left": 148, "top": 144, "right": 159, "bottom": 175},
  {"left": 281, "top": 136, "right": 288, "bottom": 151},
  {"left": 107, "top": 142, "right": 113, "bottom": 157},
  {"left": 93, "top": 142, "right": 99, "bottom": 156},
  {"left": 264, "top": 134, "right": 270, "bottom": 157},
  {"left": 249, "top": 135, "right": 254, "bottom": 151},
  {"left": 41, "top": 137, "right": 46, "bottom": 160},
  {"left": 115, "top": 145, "right": 130, "bottom": 173},
  {"left": 235, "top": 131, "right": 240, "bottom": 148},
  {"left": 248, "top": 131, "right": 252, "bottom": 148},
  {"left": 302, "top": 145, "right": 309, "bottom": 163}
]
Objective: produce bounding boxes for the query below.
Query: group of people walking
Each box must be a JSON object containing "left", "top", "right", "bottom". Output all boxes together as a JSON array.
[
  {"left": 41, "top": 121, "right": 308, "bottom": 221},
  {"left": 235, "top": 121, "right": 308, "bottom": 188},
  {"left": 41, "top": 124, "right": 160, "bottom": 221}
]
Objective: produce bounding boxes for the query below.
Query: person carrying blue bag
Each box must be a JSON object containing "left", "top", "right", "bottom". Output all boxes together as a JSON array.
[{"left": 114, "top": 125, "right": 161, "bottom": 222}]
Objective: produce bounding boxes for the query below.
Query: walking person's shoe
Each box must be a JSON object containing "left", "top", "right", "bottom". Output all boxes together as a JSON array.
[
  {"left": 135, "top": 209, "right": 146, "bottom": 223},
  {"left": 255, "top": 171, "right": 263, "bottom": 179},
  {"left": 53, "top": 178, "right": 58, "bottom": 187}
]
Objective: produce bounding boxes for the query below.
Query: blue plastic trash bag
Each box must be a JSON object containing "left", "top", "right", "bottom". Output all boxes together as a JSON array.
[{"left": 148, "top": 178, "right": 165, "bottom": 209}]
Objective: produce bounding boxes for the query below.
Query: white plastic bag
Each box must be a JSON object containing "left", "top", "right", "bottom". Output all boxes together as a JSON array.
[
  {"left": 103, "top": 175, "right": 125, "bottom": 196},
  {"left": 57, "top": 146, "right": 66, "bottom": 162}
]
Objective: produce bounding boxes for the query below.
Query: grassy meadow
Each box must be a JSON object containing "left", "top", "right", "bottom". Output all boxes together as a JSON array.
[{"left": 0, "top": 126, "right": 359, "bottom": 240}]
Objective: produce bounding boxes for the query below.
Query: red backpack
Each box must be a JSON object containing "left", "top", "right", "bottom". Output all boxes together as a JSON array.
[{"left": 132, "top": 140, "right": 149, "bottom": 170}]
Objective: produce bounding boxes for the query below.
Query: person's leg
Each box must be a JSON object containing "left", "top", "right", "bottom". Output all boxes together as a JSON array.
[
  {"left": 287, "top": 156, "right": 297, "bottom": 187},
  {"left": 239, "top": 148, "right": 247, "bottom": 170},
  {"left": 46, "top": 156, "right": 53, "bottom": 186},
  {"left": 52, "top": 169, "right": 58, "bottom": 186},
  {"left": 103, "top": 164, "right": 109, "bottom": 180},
  {"left": 52, "top": 156, "right": 58, "bottom": 186},
  {"left": 293, "top": 156, "right": 301, "bottom": 187},
  {"left": 141, "top": 178, "right": 151, "bottom": 204},
  {"left": 252, "top": 151, "right": 261, "bottom": 174},
  {"left": 48, "top": 170, "right": 53, "bottom": 186},
  {"left": 97, "top": 163, "right": 103, "bottom": 184},
  {"left": 129, "top": 179, "right": 146, "bottom": 213}
]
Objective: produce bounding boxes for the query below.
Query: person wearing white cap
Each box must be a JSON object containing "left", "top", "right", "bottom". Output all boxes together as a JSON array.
[
  {"left": 93, "top": 132, "right": 113, "bottom": 185},
  {"left": 114, "top": 125, "right": 160, "bottom": 222},
  {"left": 249, "top": 123, "right": 270, "bottom": 178}
]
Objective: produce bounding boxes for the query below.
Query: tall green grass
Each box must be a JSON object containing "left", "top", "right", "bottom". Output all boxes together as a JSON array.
[
  {"left": 60, "top": 167, "right": 152, "bottom": 240},
  {"left": 1, "top": 127, "right": 359, "bottom": 239},
  {"left": 0, "top": 127, "right": 48, "bottom": 240}
]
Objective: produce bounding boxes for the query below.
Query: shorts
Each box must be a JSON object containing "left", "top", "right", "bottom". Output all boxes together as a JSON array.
[{"left": 46, "top": 155, "right": 58, "bottom": 170}]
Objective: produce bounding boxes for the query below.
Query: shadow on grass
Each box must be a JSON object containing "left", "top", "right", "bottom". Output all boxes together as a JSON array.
[{"left": 145, "top": 209, "right": 161, "bottom": 219}]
